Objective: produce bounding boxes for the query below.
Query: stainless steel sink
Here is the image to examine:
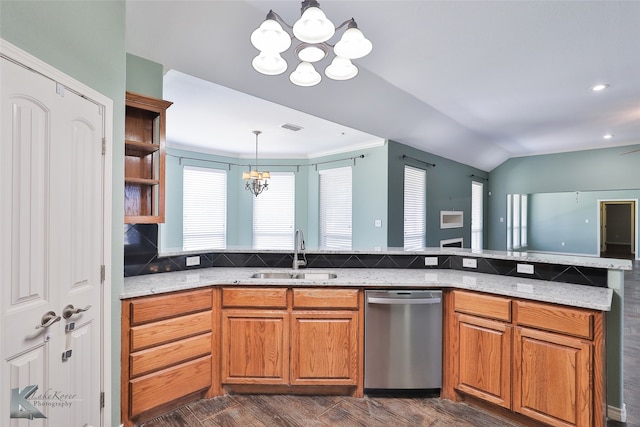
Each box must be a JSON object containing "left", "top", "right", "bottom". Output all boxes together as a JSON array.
[{"left": 251, "top": 271, "right": 337, "bottom": 280}]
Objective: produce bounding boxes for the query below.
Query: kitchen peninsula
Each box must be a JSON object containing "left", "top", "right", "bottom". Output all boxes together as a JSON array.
[{"left": 122, "top": 248, "right": 630, "bottom": 427}]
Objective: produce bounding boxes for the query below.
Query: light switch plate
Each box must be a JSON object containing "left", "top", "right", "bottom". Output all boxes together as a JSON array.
[
  {"left": 186, "top": 256, "right": 200, "bottom": 266},
  {"left": 517, "top": 263, "right": 534, "bottom": 274},
  {"left": 462, "top": 258, "right": 477, "bottom": 268}
]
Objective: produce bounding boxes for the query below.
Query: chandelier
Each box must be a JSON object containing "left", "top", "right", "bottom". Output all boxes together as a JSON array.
[
  {"left": 243, "top": 130, "right": 270, "bottom": 197},
  {"left": 250, "top": 0, "right": 373, "bottom": 87}
]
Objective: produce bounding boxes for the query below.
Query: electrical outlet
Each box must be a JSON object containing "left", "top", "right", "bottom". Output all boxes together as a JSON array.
[
  {"left": 186, "top": 256, "right": 200, "bottom": 266},
  {"left": 517, "top": 263, "right": 534, "bottom": 274},
  {"left": 462, "top": 258, "right": 477, "bottom": 268},
  {"left": 374, "top": 219, "right": 382, "bottom": 228},
  {"left": 424, "top": 257, "right": 438, "bottom": 266}
]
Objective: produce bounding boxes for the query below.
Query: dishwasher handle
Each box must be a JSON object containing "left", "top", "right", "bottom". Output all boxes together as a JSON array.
[{"left": 367, "top": 296, "right": 442, "bottom": 305}]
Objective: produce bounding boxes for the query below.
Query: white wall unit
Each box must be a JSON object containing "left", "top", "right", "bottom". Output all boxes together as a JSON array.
[{"left": 441, "top": 211, "right": 464, "bottom": 229}]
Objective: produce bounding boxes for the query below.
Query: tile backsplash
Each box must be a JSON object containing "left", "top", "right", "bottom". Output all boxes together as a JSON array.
[{"left": 124, "top": 224, "right": 607, "bottom": 287}]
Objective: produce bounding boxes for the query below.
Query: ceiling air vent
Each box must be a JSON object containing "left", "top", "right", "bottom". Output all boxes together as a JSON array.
[{"left": 281, "top": 123, "right": 303, "bottom": 132}]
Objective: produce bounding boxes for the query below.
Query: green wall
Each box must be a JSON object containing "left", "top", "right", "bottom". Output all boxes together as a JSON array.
[
  {"left": 528, "top": 190, "right": 640, "bottom": 255},
  {"left": 160, "top": 144, "right": 388, "bottom": 251},
  {"left": 126, "top": 53, "right": 164, "bottom": 98},
  {"left": 487, "top": 144, "right": 640, "bottom": 251},
  {"left": 0, "top": 1, "right": 126, "bottom": 424},
  {"left": 387, "top": 141, "right": 489, "bottom": 248}
]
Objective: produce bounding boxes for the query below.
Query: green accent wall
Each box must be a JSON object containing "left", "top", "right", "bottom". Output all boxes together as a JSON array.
[
  {"left": 1, "top": 1, "right": 126, "bottom": 424},
  {"left": 387, "top": 140, "right": 489, "bottom": 248}
]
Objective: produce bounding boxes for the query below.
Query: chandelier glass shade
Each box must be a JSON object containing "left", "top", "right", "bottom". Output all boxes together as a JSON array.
[
  {"left": 250, "top": 0, "right": 372, "bottom": 86},
  {"left": 243, "top": 131, "right": 270, "bottom": 197}
]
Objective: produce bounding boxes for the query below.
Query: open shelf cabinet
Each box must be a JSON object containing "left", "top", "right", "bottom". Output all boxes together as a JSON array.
[{"left": 124, "top": 92, "right": 172, "bottom": 224}]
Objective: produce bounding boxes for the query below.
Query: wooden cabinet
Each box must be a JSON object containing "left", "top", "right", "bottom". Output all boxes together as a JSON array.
[
  {"left": 220, "top": 287, "right": 362, "bottom": 395},
  {"left": 121, "top": 288, "right": 215, "bottom": 427},
  {"left": 124, "top": 91, "right": 172, "bottom": 224},
  {"left": 513, "top": 301, "right": 596, "bottom": 427},
  {"left": 454, "top": 313, "right": 512, "bottom": 408},
  {"left": 447, "top": 290, "right": 604, "bottom": 427}
]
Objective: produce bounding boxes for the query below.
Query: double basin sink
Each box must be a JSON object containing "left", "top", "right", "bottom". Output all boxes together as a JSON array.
[{"left": 251, "top": 271, "right": 337, "bottom": 280}]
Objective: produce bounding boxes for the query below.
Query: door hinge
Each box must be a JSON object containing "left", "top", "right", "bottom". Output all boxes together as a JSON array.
[
  {"left": 101, "top": 137, "right": 106, "bottom": 155},
  {"left": 100, "top": 265, "right": 105, "bottom": 283},
  {"left": 100, "top": 391, "right": 105, "bottom": 409}
]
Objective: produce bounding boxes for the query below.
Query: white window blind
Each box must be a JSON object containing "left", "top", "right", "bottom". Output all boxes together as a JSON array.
[
  {"left": 506, "top": 193, "right": 528, "bottom": 250},
  {"left": 404, "top": 165, "right": 426, "bottom": 250},
  {"left": 253, "top": 172, "right": 295, "bottom": 250},
  {"left": 183, "top": 166, "right": 227, "bottom": 250},
  {"left": 471, "top": 181, "right": 483, "bottom": 250},
  {"left": 506, "top": 194, "right": 513, "bottom": 250},
  {"left": 319, "top": 167, "right": 352, "bottom": 249},
  {"left": 521, "top": 194, "right": 528, "bottom": 248}
]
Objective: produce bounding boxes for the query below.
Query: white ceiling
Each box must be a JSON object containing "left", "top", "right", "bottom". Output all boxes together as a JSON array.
[{"left": 125, "top": 0, "right": 640, "bottom": 171}]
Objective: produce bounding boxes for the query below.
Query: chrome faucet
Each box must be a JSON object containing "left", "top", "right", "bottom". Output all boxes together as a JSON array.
[{"left": 293, "top": 229, "right": 307, "bottom": 270}]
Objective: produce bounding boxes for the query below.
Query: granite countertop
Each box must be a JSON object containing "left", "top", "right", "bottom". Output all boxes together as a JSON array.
[{"left": 122, "top": 267, "right": 613, "bottom": 311}]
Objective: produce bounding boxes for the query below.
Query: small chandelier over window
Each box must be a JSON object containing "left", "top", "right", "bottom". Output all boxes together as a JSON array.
[
  {"left": 243, "top": 130, "right": 270, "bottom": 197},
  {"left": 250, "top": 0, "right": 373, "bottom": 87}
]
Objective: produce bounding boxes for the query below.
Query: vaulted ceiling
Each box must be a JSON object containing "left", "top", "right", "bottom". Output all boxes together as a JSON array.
[{"left": 125, "top": 1, "right": 640, "bottom": 171}]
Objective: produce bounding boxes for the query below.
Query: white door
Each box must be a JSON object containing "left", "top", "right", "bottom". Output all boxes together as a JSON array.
[{"left": 1, "top": 55, "right": 104, "bottom": 427}]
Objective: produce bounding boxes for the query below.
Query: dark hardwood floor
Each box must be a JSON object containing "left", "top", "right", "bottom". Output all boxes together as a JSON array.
[{"left": 141, "top": 261, "right": 640, "bottom": 427}]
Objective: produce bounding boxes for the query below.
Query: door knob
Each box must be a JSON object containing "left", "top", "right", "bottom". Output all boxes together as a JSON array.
[
  {"left": 36, "top": 311, "right": 61, "bottom": 329},
  {"left": 62, "top": 304, "right": 92, "bottom": 319}
]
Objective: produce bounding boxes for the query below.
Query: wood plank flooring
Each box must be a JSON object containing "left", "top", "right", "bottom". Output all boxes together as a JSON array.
[{"left": 141, "top": 262, "right": 640, "bottom": 427}]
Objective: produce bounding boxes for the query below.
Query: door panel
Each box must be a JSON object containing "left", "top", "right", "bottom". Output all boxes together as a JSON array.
[{"left": 1, "top": 55, "right": 103, "bottom": 427}]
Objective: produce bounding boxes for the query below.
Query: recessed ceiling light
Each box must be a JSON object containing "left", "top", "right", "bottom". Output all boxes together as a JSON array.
[
  {"left": 591, "top": 84, "right": 609, "bottom": 92},
  {"left": 603, "top": 134, "right": 613, "bottom": 139}
]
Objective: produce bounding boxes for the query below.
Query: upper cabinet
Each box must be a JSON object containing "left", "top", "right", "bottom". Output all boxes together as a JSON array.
[{"left": 124, "top": 92, "right": 172, "bottom": 224}]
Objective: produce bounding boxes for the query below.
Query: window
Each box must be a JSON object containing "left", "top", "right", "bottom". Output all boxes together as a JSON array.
[
  {"left": 183, "top": 166, "right": 227, "bottom": 250},
  {"left": 506, "top": 193, "right": 528, "bottom": 250},
  {"left": 253, "top": 172, "right": 295, "bottom": 249},
  {"left": 319, "top": 167, "right": 352, "bottom": 249},
  {"left": 471, "top": 181, "right": 483, "bottom": 250},
  {"left": 404, "top": 165, "right": 426, "bottom": 249}
]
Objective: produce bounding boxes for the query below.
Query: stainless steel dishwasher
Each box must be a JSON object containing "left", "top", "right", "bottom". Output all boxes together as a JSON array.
[{"left": 364, "top": 289, "right": 443, "bottom": 390}]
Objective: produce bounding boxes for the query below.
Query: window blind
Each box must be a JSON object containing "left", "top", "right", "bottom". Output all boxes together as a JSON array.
[
  {"left": 471, "top": 181, "right": 483, "bottom": 250},
  {"left": 404, "top": 165, "right": 426, "bottom": 250},
  {"left": 253, "top": 172, "right": 295, "bottom": 249},
  {"left": 319, "top": 166, "right": 352, "bottom": 249},
  {"left": 183, "top": 166, "right": 227, "bottom": 250}
]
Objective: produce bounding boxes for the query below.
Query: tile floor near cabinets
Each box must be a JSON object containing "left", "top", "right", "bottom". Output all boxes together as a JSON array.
[{"left": 143, "top": 262, "right": 640, "bottom": 427}]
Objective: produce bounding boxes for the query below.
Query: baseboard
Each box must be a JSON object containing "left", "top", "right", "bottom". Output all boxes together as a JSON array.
[{"left": 608, "top": 403, "right": 627, "bottom": 422}]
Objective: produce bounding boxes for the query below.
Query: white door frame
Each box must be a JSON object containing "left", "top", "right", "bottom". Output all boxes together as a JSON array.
[
  {"left": 597, "top": 198, "right": 638, "bottom": 259},
  {"left": 0, "top": 38, "right": 113, "bottom": 427}
]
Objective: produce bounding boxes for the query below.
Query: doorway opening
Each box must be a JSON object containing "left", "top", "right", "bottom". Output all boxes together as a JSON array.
[{"left": 599, "top": 200, "right": 637, "bottom": 259}]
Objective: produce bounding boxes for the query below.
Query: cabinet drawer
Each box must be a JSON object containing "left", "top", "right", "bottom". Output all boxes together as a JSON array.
[
  {"left": 222, "top": 287, "right": 287, "bottom": 308},
  {"left": 130, "top": 288, "right": 212, "bottom": 325},
  {"left": 454, "top": 290, "right": 511, "bottom": 322},
  {"left": 129, "top": 355, "right": 211, "bottom": 418},
  {"left": 515, "top": 300, "right": 593, "bottom": 339},
  {"left": 293, "top": 288, "right": 359, "bottom": 309},
  {"left": 131, "top": 310, "right": 211, "bottom": 351},
  {"left": 130, "top": 332, "right": 212, "bottom": 378}
]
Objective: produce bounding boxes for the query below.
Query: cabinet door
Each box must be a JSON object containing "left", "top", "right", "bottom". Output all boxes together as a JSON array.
[
  {"left": 454, "top": 313, "right": 512, "bottom": 408},
  {"left": 514, "top": 327, "right": 591, "bottom": 427},
  {"left": 290, "top": 311, "right": 358, "bottom": 386},
  {"left": 221, "top": 310, "right": 289, "bottom": 384}
]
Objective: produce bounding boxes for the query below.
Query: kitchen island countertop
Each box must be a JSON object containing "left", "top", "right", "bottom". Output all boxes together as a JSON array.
[{"left": 122, "top": 267, "right": 613, "bottom": 311}]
